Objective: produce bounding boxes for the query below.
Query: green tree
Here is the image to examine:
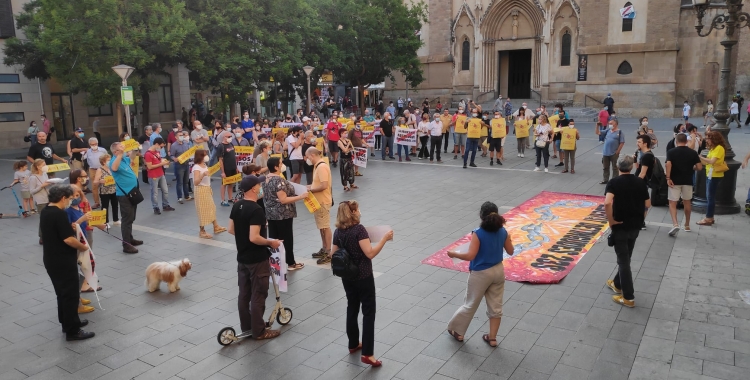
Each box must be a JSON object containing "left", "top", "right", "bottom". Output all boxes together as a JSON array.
[{"left": 3, "top": 0, "right": 203, "bottom": 127}]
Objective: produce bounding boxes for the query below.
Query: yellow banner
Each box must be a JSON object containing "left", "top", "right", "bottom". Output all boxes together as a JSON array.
[
  {"left": 207, "top": 130, "right": 213, "bottom": 136},
  {"left": 303, "top": 192, "right": 321, "bottom": 213},
  {"left": 271, "top": 127, "right": 289, "bottom": 137},
  {"left": 454, "top": 115, "right": 468, "bottom": 133},
  {"left": 362, "top": 125, "right": 374, "bottom": 132},
  {"left": 270, "top": 153, "right": 282, "bottom": 159},
  {"left": 491, "top": 119, "right": 507, "bottom": 138},
  {"left": 47, "top": 163, "right": 70, "bottom": 173},
  {"left": 515, "top": 120, "right": 530, "bottom": 138},
  {"left": 177, "top": 146, "right": 197, "bottom": 164},
  {"left": 103, "top": 176, "right": 115, "bottom": 186},
  {"left": 209, "top": 162, "right": 221, "bottom": 176},
  {"left": 89, "top": 210, "right": 107, "bottom": 226},
  {"left": 122, "top": 139, "right": 140, "bottom": 152},
  {"left": 549, "top": 114, "right": 560, "bottom": 130},
  {"left": 234, "top": 146, "right": 254, "bottom": 154},
  {"left": 130, "top": 155, "right": 139, "bottom": 173},
  {"left": 467, "top": 119, "right": 482, "bottom": 139},
  {"left": 222, "top": 173, "right": 242, "bottom": 185},
  {"left": 561, "top": 128, "right": 577, "bottom": 150},
  {"left": 316, "top": 137, "right": 325, "bottom": 152}
]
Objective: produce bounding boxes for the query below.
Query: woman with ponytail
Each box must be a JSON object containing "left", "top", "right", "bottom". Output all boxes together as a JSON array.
[{"left": 446, "top": 201, "right": 514, "bottom": 348}]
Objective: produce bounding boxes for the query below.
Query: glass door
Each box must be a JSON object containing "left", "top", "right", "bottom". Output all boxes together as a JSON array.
[{"left": 51, "top": 93, "right": 75, "bottom": 140}]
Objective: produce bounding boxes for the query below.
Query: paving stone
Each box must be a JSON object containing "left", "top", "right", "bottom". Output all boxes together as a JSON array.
[
  {"left": 507, "top": 367, "right": 550, "bottom": 380},
  {"left": 383, "top": 337, "right": 430, "bottom": 364},
  {"left": 587, "top": 357, "right": 631, "bottom": 380},
  {"left": 629, "top": 356, "right": 670, "bottom": 380},
  {"left": 548, "top": 310, "right": 586, "bottom": 332},
  {"left": 177, "top": 353, "right": 236, "bottom": 380},
  {"left": 395, "top": 354, "right": 445, "bottom": 380},
  {"left": 559, "top": 341, "right": 601, "bottom": 370},
  {"left": 598, "top": 339, "right": 639, "bottom": 367},
  {"left": 535, "top": 326, "right": 577, "bottom": 351},
  {"left": 436, "top": 350, "right": 486, "bottom": 380},
  {"left": 608, "top": 320, "right": 646, "bottom": 345},
  {"left": 670, "top": 355, "right": 703, "bottom": 374},
  {"left": 317, "top": 361, "right": 365, "bottom": 380},
  {"left": 636, "top": 336, "right": 675, "bottom": 363},
  {"left": 518, "top": 345, "right": 564, "bottom": 375},
  {"left": 672, "top": 342, "right": 734, "bottom": 366},
  {"left": 498, "top": 329, "right": 540, "bottom": 355},
  {"left": 701, "top": 361, "right": 746, "bottom": 380},
  {"left": 644, "top": 318, "right": 679, "bottom": 341},
  {"left": 478, "top": 348, "right": 525, "bottom": 379}
]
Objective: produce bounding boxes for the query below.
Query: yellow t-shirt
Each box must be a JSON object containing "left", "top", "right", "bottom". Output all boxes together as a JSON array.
[
  {"left": 515, "top": 120, "right": 530, "bottom": 138},
  {"left": 455, "top": 115, "right": 468, "bottom": 133},
  {"left": 480, "top": 123, "right": 488, "bottom": 137},
  {"left": 706, "top": 145, "right": 726, "bottom": 178},
  {"left": 467, "top": 118, "right": 482, "bottom": 139},
  {"left": 491, "top": 118, "right": 507, "bottom": 138}
]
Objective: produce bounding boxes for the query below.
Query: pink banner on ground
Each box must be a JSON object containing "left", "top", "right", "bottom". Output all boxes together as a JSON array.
[{"left": 421, "top": 191, "right": 609, "bottom": 284}]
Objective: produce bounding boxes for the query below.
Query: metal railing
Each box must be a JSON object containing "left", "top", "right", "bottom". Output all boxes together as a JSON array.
[
  {"left": 530, "top": 88, "right": 542, "bottom": 108},
  {"left": 584, "top": 94, "right": 604, "bottom": 109}
]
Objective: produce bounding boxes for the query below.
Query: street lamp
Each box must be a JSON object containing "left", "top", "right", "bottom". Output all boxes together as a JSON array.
[
  {"left": 690, "top": 0, "right": 749, "bottom": 215},
  {"left": 112, "top": 64, "right": 135, "bottom": 136},
  {"left": 303, "top": 65, "right": 315, "bottom": 115}
]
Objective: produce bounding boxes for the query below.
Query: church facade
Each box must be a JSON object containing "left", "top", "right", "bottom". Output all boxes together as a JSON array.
[{"left": 385, "top": 0, "right": 750, "bottom": 117}]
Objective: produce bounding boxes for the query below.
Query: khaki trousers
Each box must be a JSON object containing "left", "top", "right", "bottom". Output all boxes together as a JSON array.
[{"left": 447, "top": 262, "right": 505, "bottom": 335}]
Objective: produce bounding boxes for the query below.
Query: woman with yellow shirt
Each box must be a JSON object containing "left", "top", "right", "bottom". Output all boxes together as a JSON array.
[
  {"left": 697, "top": 131, "right": 727, "bottom": 226},
  {"left": 514, "top": 108, "right": 531, "bottom": 158}
]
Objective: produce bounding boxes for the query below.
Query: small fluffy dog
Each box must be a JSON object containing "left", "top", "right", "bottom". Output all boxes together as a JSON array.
[{"left": 145, "top": 259, "right": 192, "bottom": 293}]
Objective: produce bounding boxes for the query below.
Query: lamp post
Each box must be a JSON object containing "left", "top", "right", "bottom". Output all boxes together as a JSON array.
[
  {"left": 690, "top": 0, "right": 749, "bottom": 215},
  {"left": 112, "top": 64, "right": 135, "bottom": 136},
  {"left": 303, "top": 65, "right": 315, "bottom": 115}
]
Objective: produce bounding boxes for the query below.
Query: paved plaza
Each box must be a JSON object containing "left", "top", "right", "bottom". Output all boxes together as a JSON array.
[{"left": 1, "top": 117, "right": 749, "bottom": 380}]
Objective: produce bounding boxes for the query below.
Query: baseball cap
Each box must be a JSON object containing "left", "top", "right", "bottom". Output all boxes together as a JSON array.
[
  {"left": 75, "top": 128, "right": 84, "bottom": 132},
  {"left": 302, "top": 116, "right": 311, "bottom": 122},
  {"left": 240, "top": 175, "right": 266, "bottom": 192}
]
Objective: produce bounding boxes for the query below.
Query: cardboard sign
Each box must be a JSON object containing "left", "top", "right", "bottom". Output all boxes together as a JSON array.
[
  {"left": 130, "top": 155, "right": 139, "bottom": 173},
  {"left": 491, "top": 119, "right": 507, "bottom": 138},
  {"left": 122, "top": 139, "right": 140, "bottom": 152},
  {"left": 353, "top": 147, "right": 368, "bottom": 168},
  {"left": 209, "top": 162, "right": 221, "bottom": 176},
  {"left": 47, "top": 163, "right": 70, "bottom": 173},
  {"left": 467, "top": 119, "right": 482, "bottom": 139},
  {"left": 89, "top": 210, "right": 107, "bottom": 226},
  {"left": 262, "top": 127, "right": 272, "bottom": 134},
  {"left": 222, "top": 173, "right": 242, "bottom": 185},
  {"left": 549, "top": 114, "right": 560, "bottom": 130},
  {"left": 316, "top": 137, "right": 325, "bottom": 152},
  {"left": 177, "top": 146, "right": 197, "bottom": 164},
  {"left": 268, "top": 246, "right": 288, "bottom": 292},
  {"left": 454, "top": 114, "right": 468, "bottom": 133},
  {"left": 270, "top": 153, "right": 282, "bottom": 159},
  {"left": 561, "top": 128, "right": 577, "bottom": 150},
  {"left": 234, "top": 146, "right": 254, "bottom": 154},
  {"left": 362, "top": 126, "right": 375, "bottom": 146},
  {"left": 395, "top": 127, "right": 417, "bottom": 147},
  {"left": 515, "top": 120, "right": 530, "bottom": 138},
  {"left": 365, "top": 225, "right": 392, "bottom": 243},
  {"left": 271, "top": 127, "right": 288, "bottom": 137},
  {"left": 103, "top": 176, "right": 115, "bottom": 186}
]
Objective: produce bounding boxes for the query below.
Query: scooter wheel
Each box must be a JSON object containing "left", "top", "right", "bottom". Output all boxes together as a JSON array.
[
  {"left": 277, "top": 307, "right": 293, "bottom": 325},
  {"left": 217, "top": 327, "right": 236, "bottom": 346}
]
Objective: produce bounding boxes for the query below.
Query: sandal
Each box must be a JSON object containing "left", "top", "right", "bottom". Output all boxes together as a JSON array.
[
  {"left": 351, "top": 185, "right": 359, "bottom": 189},
  {"left": 447, "top": 329, "right": 464, "bottom": 342},
  {"left": 697, "top": 218, "right": 714, "bottom": 226},
  {"left": 354, "top": 172, "right": 363, "bottom": 176},
  {"left": 343, "top": 187, "right": 350, "bottom": 191},
  {"left": 256, "top": 329, "right": 280, "bottom": 340},
  {"left": 288, "top": 263, "right": 305, "bottom": 271},
  {"left": 81, "top": 286, "right": 102, "bottom": 293},
  {"left": 561, "top": 170, "right": 569, "bottom": 173},
  {"left": 571, "top": 170, "right": 575, "bottom": 174},
  {"left": 684, "top": 225, "right": 691, "bottom": 232},
  {"left": 482, "top": 334, "right": 498, "bottom": 347},
  {"left": 214, "top": 226, "right": 227, "bottom": 234},
  {"left": 199, "top": 230, "right": 213, "bottom": 239}
]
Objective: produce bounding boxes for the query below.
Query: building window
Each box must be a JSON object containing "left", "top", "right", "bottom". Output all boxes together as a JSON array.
[
  {"left": 88, "top": 104, "right": 113, "bottom": 116},
  {"left": 561, "top": 31, "right": 572, "bottom": 67},
  {"left": 0, "top": 112, "right": 24, "bottom": 122},
  {"left": 622, "top": 2, "right": 633, "bottom": 32},
  {"left": 0, "top": 74, "right": 20, "bottom": 83},
  {"left": 617, "top": 61, "right": 633, "bottom": 75},
  {"left": 158, "top": 75, "right": 174, "bottom": 113},
  {"left": 0, "top": 93, "right": 22, "bottom": 103},
  {"left": 461, "top": 39, "right": 470, "bottom": 71},
  {"left": 0, "top": 0, "right": 15, "bottom": 39}
]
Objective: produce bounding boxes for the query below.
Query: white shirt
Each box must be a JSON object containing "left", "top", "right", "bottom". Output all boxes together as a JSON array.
[
  {"left": 513, "top": 107, "right": 535, "bottom": 118},
  {"left": 730, "top": 102, "right": 739, "bottom": 115},
  {"left": 683, "top": 104, "right": 691, "bottom": 116},
  {"left": 417, "top": 121, "right": 430, "bottom": 137},
  {"left": 92, "top": 120, "right": 99, "bottom": 133},
  {"left": 535, "top": 124, "right": 552, "bottom": 143},
  {"left": 286, "top": 135, "right": 302, "bottom": 160},
  {"left": 192, "top": 164, "right": 211, "bottom": 186},
  {"left": 428, "top": 120, "right": 443, "bottom": 136}
]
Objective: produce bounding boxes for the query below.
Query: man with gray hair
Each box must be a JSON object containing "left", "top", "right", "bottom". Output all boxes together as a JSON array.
[
  {"left": 137, "top": 125, "right": 153, "bottom": 156},
  {"left": 149, "top": 123, "right": 166, "bottom": 157},
  {"left": 604, "top": 155, "right": 650, "bottom": 308}
]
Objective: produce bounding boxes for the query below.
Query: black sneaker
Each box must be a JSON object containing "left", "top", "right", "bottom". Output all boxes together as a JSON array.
[
  {"left": 63, "top": 320, "right": 88, "bottom": 333},
  {"left": 154, "top": 208, "right": 161, "bottom": 215},
  {"left": 555, "top": 162, "right": 564, "bottom": 167},
  {"left": 490, "top": 161, "right": 494, "bottom": 166},
  {"left": 66, "top": 329, "right": 95, "bottom": 341},
  {"left": 463, "top": 165, "right": 467, "bottom": 169},
  {"left": 130, "top": 239, "right": 143, "bottom": 246},
  {"left": 469, "top": 163, "right": 477, "bottom": 167},
  {"left": 163, "top": 205, "right": 176, "bottom": 212},
  {"left": 641, "top": 222, "right": 647, "bottom": 230},
  {"left": 497, "top": 160, "right": 503, "bottom": 166},
  {"left": 311, "top": 248, "right": 326, "bottom": 258}
]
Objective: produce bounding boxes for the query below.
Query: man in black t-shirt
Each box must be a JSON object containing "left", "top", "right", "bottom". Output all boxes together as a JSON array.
[
  {"left": 68, "top": 128, "right": 89, "bottom": 171},
  {"left": 27, "top": 132, "right": 66, "bottom": 165},
  {"left": 219, "top": 132, "right": 237, "bottom": 206},
  {"left": 665, "top": 133, "right": 702, "bottom": 236},
  {"left": 604, "top": 156, "right": 651, "bottom": 308},
  {"left": 634, "top": 134, "right": 654, "bottom": 181},
  {"left": 229, "top": 175, "right": 282, "bottom": 340}
]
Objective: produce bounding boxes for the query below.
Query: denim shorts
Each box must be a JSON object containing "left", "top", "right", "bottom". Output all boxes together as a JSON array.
[{"left": 454, "top": 133, "right": 467, "bottom": 147}]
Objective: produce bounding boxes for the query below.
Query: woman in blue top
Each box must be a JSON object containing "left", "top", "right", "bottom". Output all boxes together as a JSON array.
[{"left": 446, "top": 202, "right": 514, "bottom": 348}]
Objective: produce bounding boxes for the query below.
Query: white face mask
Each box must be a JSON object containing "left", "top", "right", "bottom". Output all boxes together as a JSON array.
[
  {"left": 472, "top": 113, "right": 478, "bottom": 118},
  {"left": 280, "top": 164, "right": 287, "bottom": 173},
  {"left": 196, "top": 124, "right": 203, "bottom": 130},
  {"left": 494, "top": 115, "right": 500, "bottom": 119},
  {"left": 608, "top": 124, "right": 614, "bottom": 130},
  {"left": 306, "top": 158, "right": 313, "bottom": 166},
  {"left": 642, "top": 121, "right": 648, "bottom": 126},
  {"left": 569, "top": 124, "right": 575, "bottom": 128},
  {"left": 178, "top": 136, "right": 185, "bottom": 142},
  {"left": 41, "top": 165, "right": 49, "bottom": 173},
  {"left": 66, "top": 199, "right": 73, "bottom": 209},
  {"left": 91, "top": 146, "right": 98, "bottom": 151},
  {"left": 235, "top": 133, "right": 242, "bottom": 138}
]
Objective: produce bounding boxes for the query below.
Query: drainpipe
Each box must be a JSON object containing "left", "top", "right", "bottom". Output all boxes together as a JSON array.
[{"left": 37, "top": 78, "right": 44, "bottom": 114}]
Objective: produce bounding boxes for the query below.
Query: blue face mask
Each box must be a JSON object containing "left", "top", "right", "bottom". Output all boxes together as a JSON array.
[
  {"left": 77, "top": 133, "right": 84, "bottom": 138},
  {"left": 71, "top": 197, "right": 82, "bottom": 206}
]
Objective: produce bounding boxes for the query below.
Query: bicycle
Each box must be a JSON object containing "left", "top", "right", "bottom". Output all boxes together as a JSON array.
[{"left": 0, "top": 184, "right": 30, "bottom": 219}]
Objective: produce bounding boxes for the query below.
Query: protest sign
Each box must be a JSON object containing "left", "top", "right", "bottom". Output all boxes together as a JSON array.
[
  {"left": 268, "top": 245, "right": 288, "bottom": 292},
  {"left": 353, "top": 147, "right": 368, "bottom": 168},
  {"left": 271, "top": 127, "right": 289, "bottom": 137},
  {"left": 234, "top": 146, "right": 254, "bottom": 154},
  {"left": 209, "top": 162, "right": 221, "bottom": 176},
  {"left": 130, "top": 155, "right": 139, "bottom": 173},
  {"left": 234, "top": 146, "right": 255, "bottom": 170},
  {"left": 561, "top": 128, "right": 577, "bottom": 150},
  {"left": 222, "top": 173, "right": 242, "bottom": 185},
  {"left": 316, "top": 137, "right": 325, "bottom": 152},
  {"left": 290, "top": 182, "right": 320, "bottom": 213},
  {"left": 122, "top": 139, "right": 140, "bottom": 152},
  {"left": 362, "top": 126, "right": 375, "bottom": 146},
  {"left": 89, "top": 210, "right": 107, "bottom": 226},
  {"left": 262, "top": 127, "right": 272, "bottom": 134},
  {"left": 365, "top": 225, "right": 392, "bottom": 243},
  {"left": 47, "top": 163, "right": 70, "bottom": 173},
  {"left": 395, "top": 128, "right": 417, "bottom": 147},
  {"left": 177, "top": 146, "right": 197, "bottom": 164},
  {"left": 281, "top": 122, "right": 302, "bottom": 128},
  {"left": 549, "top": 114, "right": 560, "bottom": 129},
  {"left": 103, "top": 176, "right": 115, "bottom": 186},
  {"left": 75, "top": 224, "right": 102, "bottom": 309}
]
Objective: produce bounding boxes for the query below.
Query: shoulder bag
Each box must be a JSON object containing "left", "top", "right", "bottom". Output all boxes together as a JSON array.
[{"left": 113, "top": 162, "right": 144, "bottom": 205}]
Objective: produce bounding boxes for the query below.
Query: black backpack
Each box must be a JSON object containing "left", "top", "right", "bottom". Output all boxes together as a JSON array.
[
  {"left": 331, "top": 248, "right": 359, "bottom": 280},
  {"left": 643, "top": 152, "right": 665, "bottom": 190}
]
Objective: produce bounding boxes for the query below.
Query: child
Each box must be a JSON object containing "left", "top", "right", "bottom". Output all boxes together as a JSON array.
[
  {"left": 11, "top": 161, "right": 33, "bottom": 214},
  {"left": 647, "top": 129, "right": 658, "bottom": 149}
]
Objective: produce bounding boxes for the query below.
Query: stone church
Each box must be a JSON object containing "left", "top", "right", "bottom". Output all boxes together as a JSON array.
[{"left": 385, "top": 0, "right": 750, "bottom": 117}]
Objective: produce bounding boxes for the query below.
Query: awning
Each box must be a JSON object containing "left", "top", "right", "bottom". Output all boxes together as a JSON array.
[{"left": 352, "top": 82, "right": 385, "bottom": 90}]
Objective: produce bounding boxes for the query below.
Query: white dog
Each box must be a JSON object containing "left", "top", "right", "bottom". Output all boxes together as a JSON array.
[{"left": 145, "top": 259, "right": 192, "bottom": 293}]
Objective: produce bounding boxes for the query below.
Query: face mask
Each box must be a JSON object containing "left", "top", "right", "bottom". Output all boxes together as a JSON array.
[
  {"left": 173, "top": 128, "right": 178, "bottom": 132},
  {"left": 80, "top": 178, "right": 88, "bottom": 186},
  {"left": 71, "top": 197, "right": 81, "bottom": 207},
  {"left": 124, "top": 136, "right": 131, "bottom": 141},
  {"left": 65, "top": 199, "right": 73, "bottom": 209},
  {"left": 459, "top": 110, "right": 464, "bottom": 114},
  {"left": 642, "top": 121, "right": 648, "bottom": 126},
  {"left": 494, "top": 115, "right": 500, "bottom": 119},
  {"left": 41, "top": 165, "right": 49, "bottom": 173},
  {"left": 608, "top": 124, "right": 614, "bottom": 130},
  {"left": 196, "top": 125, "right": 203, "bottom": 130},
  {"left": 32, "top": 124, "right": 36, "bottom": 127},
  {"left": 77, "top": 133, "right": 84, "bottom": 138},
  {"left": 569, "top": 124, "right": 575, "bottom": 128},
  {"left": 306, "top": 158, "right": 313, "bottom": 166},
  {"left": 91, "top": 146, "right": 98, "bottom": 151},
  {"left": 178, "top": 136, "right": 185, "bottom": 142},
  {"left": 235, "top": 133, "right": 242, "bottom": 138},
  {"left": 280, "top": 164, "right": 287, "bottom": 173},
  {"left": 472, "top": 113, "right": 478, "bottom": 118}
]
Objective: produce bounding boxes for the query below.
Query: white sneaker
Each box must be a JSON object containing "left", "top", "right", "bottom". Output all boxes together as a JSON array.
[
  {"left": 178, "top": 197, "right": 184, "bottom": 204},
  {"left": 113, "top": 221, "right": 121, "bottom": 226},
  {"left": 544, "top": 168, "right": 549, "bottom": 173},
  {"left": 517, "top": 153, "right": 521, "bottom": 157},
  {"left": 534, "top": 167, "right": 541, "bottom": 172},
  {"left": 668, "top": 225, "right": 680, "bottom": 237},
  {"left": 521, "top": 154, "right": 525, "bottom": 158}
]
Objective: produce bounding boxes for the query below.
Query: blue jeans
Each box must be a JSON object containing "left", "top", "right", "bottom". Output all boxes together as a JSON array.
[
  {"left": 381, "top": 135, "right": 394, "bottom": 159},
  {"left": 706, "top": 177, "right": 722, "bottom": 218},
  {"left": 396, "top": 144, "right": 410, "bottom": 158},
  {"left": 463, "top": 138, "right": 479, "bottom": 165},
  {"left": 150, "top": 175, "right": 170, "bottom": 209},
  {"left": 174, "top": 164, "right": 190, "bottom": 199}
]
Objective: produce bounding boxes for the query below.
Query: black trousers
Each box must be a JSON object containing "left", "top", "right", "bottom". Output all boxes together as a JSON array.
[
  {"left": 429, "top": 136, "right": 442, "bottom": 161},
  {"left": 418, "top": 136, "right": 429, "bottom": 158},
  {"left": 343, "top": 276, "right": 376, "bottom": 356},
  {"left": 100, "top": 194, "right": 119, "bottom": 223},
  {"left": 47, "top": 269, "right": 82, "bottom": 333},
  {"left": 238, "top": 261, "right": 270, "bottom": 337},
  {"left": 117, "top": 196, "right": 137, "bottom": 244},
  {"left": 612, "top": 228, "right": 640, "bottom": 300},
  {"left": 374, "top": 135, "right": 381, "bottom": 150},
  {"left": 443, "top": 132, "right": 450, "bottom": 152},
  {"left": 535, "top": 144, "right": 550, "bottom": 168},
  {"left": 268, "top": 218, "right": 296, "bottom": 266}
]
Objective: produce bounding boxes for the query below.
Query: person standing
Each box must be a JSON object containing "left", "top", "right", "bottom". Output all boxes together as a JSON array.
[
  {"left": 463, "top": 108, "right": 481, "bottom": 168},
  {"left": 191, "top": 121, "right": 210, "bottom": 150},
  {"left": 697, "top": 132, "right": 727, "bottom": 226},
  {"left": 338, "top": 129, "right": 357, "bottom": 191},
  {"left": 735, "top": 91, "right": 745, "bottom": 123},
  {"left": 29, "top": 159, "right": 50, "bottom": 244},
  {"left": 41, "top": 114, "right": 51, "bottom": 135},
  {"left": 41, "top": 185, "right": 95, "bottom": 341},
  {"left": 489, "top": 110, "right": 506, "bottom": 166},
  {"left": 428, "top": 112, "right": 443, "bottom": 163},
  {"left": 597, "top": 107, "right": 609, "bottom": 142},
  {"left": 192, "top": 150, "right": 226, "bottom": 239},
  {"left": 218, "top": 132, "right": 238, "bottom": 206},
  {"left": 596, "top": 119, "right": 625, "bottom": 184},
  {"left": 286, "top": 127, "right": 304, "bottom": 184},
  {"left": 326, "top": 114, "right": 342, "bottom": 167},
  {"left": 386, "top": 102, "right": 396, "bottom": 120},
  {"left": 397, "top": 97, "right": 404, "bottom": 116},
  {"left": 241, "top": 111, "right": 256, "bottom": 143},
  {"left": 332, "top": 200, "right": 393, "bottom": 367},
  {"left": 439, "top": 108, "right": 452, "bottom": 154},
  {"left": 301, "top": 131, "right": 316, "bottom": 185},
  {"left": 682, "top": 100, "right": 691, "bottom": 122},
  {"left": 85, "top": 138, "right": 105, "bottom": 208},
  {"left": 603, "top": 93, "right": 615, "bottom": 115},
  {"left": 665, "top": 134, "right": 702, "bottom": 236},
  {"left": 514, "top": 109, "right": 530, "bottom": 157},
  {"left": 493, "top": 95, "right": 504, "bottom": 113},
  {"left": 533, "top": 115, "right": 552, "bottom": 173},
  {"left": 446, "top": 202, "right": 514, "bottom": 347},
  {"left": 561, "top": 119, "right": 580, "bottom": 174},
  {"left": 417, "top": 113, "right": 430, "bottom": 159},
  {"left": 305, "top": 148, "right": 333, "bottom": 264},
  {"left": 729, "top": 98, "right": 741, "bottom": 128},
  {"left": 380, "top": 112, "right": 395, "bottom": 160},
  {"left": 170, "top": 131, "right": 193, "bottom": 204},
  {"left": 229, "top": 175, "right": 282, "bottom": 340},
  {"left": 93, "top": 154, "right": 120, "bottom": 225},
  {"left": 452, "top": 107, "right": 468, "bottom": 160},
  {"left": 27, "top": 132, "right": 66, "bottom": 169},
  {"left": 605, "top": 156, "right": 650, "bottom": 308},
  {"left": 109, "top": 142, "right": 142, "bottom": 254},
  {"left": 144, "top": 137, "right": 174, "bottom": 215}
]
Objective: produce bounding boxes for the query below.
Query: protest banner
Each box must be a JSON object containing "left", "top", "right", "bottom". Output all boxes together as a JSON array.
[
  {"left": 395, "top": 128, "right": 417, "bottom": 147},
  {"left": 268, "top": 245, "right": 288, "bottom": 292},
  {"left": 234, "top": 146, "right": 255, "bottom": 170},
  {"left": 46, "top": 163, "right": 70, "bottom": 173},
  {"left": 262, "top": 127, "right": 272, "bottom": 134},
  {"left": 222, "top": 173, "right": 242, "bottom": 185},
  {"left": 103, "top": 176, "right": 115, "bottom": 186},
  {"left": 234, "top": 146, "right": 254, "bottom": 154},
  {"left": 89, "top": 210, "right": 107, "bottom": 226},
  {"left": 561, "top": 128, "right": 578, "bottom": 150},
  {"left": 208, "top": 162, "right": 221, "bottom": 176},
  {"left": 549, "top": 114, "right": 560, "bottom": 129},
  {"left": 316, "top": 137, "right": 325, "bottom": 152},
  {"left": 353, "top": 147, "right": 368, "bottom": 168},
  {"left": 130, "top": 155, "right": 139, "bottom": 173},
  {"left": 365, "top": 225, "right": 393, "bottom": 243},
  {"left": 281, "top": 122, "right": 302, "bottom": 128},
  {"left": 290, "top": 182, "right": 320, "bottom": 213},
  {"left": 122, "top": 139, "right": 140, "bottom": 152},
  {"left": 270, "top": 153, "right": 282, "bottom": 159},
  {"left": 177, "top": 146, "right": 197, "bottom": 164},
  {"left": 271, "top": 127, "right": 289, "bottom": 137},
  {"left": 362, "top": 126, "right": 375, "bottom": 146},
  {"left": 75, "top": 224, "right": 102, "bottom": 309}
]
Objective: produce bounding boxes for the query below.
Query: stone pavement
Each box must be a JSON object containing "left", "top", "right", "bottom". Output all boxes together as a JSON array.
[{"left": 0, "top": 117, "right": 749, "bottom": 380}]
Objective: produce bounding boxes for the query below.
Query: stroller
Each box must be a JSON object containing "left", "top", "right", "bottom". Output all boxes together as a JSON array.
[{"left": 0, "top": 184, "right": 29, "bottom": 218}]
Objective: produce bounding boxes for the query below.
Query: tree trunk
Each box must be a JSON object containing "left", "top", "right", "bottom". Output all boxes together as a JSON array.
[
  {"left": 140, "top": 83, "right": 151, "bottom": 126},
  {"left": 358, "top": 81, "right": 365, "bottom": 116}
]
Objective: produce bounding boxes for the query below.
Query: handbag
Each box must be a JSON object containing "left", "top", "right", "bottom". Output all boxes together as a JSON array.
[
  {"left": 23, "top": 135, "right": 31, "bottom": 142},
  {"left": 713, "top": 160, "right": 728, "bottom": 173},
  {"left": 535, "top": 139, "right": 547, "bottom": 148},
  {"left": 115, "top": 181, "right": 144, "bottom": 205},
  {"left": 607, "top": 233, "right": 615, "bottom": 247}
]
